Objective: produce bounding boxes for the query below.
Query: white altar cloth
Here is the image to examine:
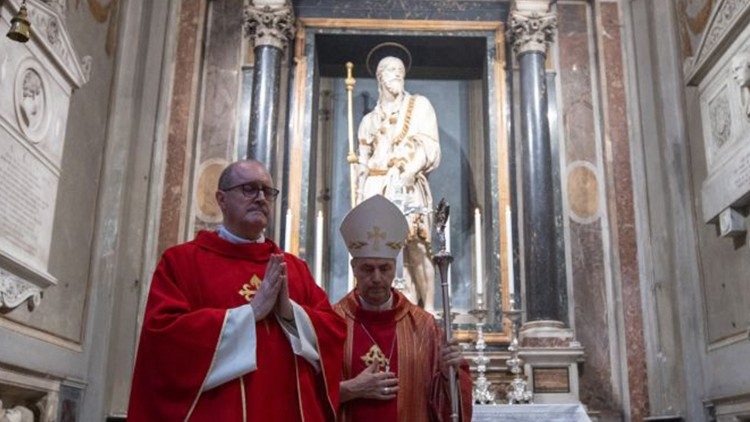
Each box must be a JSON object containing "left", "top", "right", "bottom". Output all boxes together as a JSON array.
[{"left": 473, "top": 404, "right": 591, "bottom": 421}]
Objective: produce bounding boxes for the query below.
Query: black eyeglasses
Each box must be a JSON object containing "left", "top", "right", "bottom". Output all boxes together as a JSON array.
[{"left": 223, "top": 183, "right": 280, "bottom": 200}]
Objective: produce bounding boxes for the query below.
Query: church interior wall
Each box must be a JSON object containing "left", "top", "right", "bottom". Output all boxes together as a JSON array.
[
  {"left": 0, "top": 0, "right": 127, "bottom": 419},
  {"left": 622, "top": 0, "right": 750, "bottom": 420},
  {"left": 677, "top": 0, "right": 750, "bottom": 420},
  {"left": 530, "top": 1, "right": 645, "bottom": 419},
  {"left": 6, "top": 0, "right": 750, "bottom": 420},
  {"left": 0, "top": 0, "right": 117, "bottom": 347},
  {"left": 131, "top": 0, "right": 646, "bottom": 419},
  {"left": 0, "top": 0, "right": 180, "bottom": 418}
]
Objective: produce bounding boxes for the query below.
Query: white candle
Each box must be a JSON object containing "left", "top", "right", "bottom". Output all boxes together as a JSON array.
[
  {"left": 314, "top": 210, "right": 324, "bottom": 287},
  {"left": 506, "top": 206, "right": 515, "bottom": 298},
  {"left": 474, "top": 208, "right": 484, "bottom": 300},
  {"left": 284, "top": 208, "right": 292, "bottom": 252}
]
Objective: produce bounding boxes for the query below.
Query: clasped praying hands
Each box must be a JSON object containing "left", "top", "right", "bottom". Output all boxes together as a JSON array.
[{"left": 251, "top": 253, "right": 294, "bottom": 321}]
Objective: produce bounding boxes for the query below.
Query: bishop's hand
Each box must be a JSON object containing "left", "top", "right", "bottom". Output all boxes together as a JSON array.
[
  {"left": 340, "top": 361, "right": 399, "bottom": 403},
  {"left": 250, "top": 253, "right": 285, "bottom": 320},
  {"left": 439, "top": 340, "right": 464, "bottom": 379}
]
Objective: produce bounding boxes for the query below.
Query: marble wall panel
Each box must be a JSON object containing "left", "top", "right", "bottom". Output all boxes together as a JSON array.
[
  {"left": 294, "top": 0, "right": 508, "bottom": 21},
  {"left": 558, "top": 2, "right": 618, "bottom": 416},
  {"left": 191, "top": 0, "right": 244, "bottom": 234},
  {"left": 559, "top": 4, "right": 597, "bottom": 165},
  {"left": 158, "top": 0, "right": 205, "bottom": 255},
  {"left": 569, "top": 220, "right": 617, "bottom": 414},
  {"left": 600, "top": 2, "right": 650, "bottom": 420}
]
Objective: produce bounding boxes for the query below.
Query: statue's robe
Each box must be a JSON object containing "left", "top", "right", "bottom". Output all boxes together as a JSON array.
[
  {"left": 127, "top": 231, "right": 345, "bottom": 421},
  {"left": 334, "top": 290, "right": 472, "bottom": 422},
  {"left": 356, "top": 92, "right": 441, "bottom": 310}
]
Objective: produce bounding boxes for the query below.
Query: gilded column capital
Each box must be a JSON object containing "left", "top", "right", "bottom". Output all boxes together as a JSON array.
[
  {"left": 243, "top": 0, "right": 296, "bottom": 50},
  {"left": 508, "top": 8, "right": 557, "bottom": 56}
]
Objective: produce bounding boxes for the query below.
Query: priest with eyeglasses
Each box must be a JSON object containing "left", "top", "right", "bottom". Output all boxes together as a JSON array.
[{"left": 128, "top": 159, "right": 345, "bottom": 421}]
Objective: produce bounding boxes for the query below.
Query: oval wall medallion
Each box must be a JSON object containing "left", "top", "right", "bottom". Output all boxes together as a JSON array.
[
  {"left": 566, "top": 161, "right": 600, "bottom": 223},
  {"left": 195, "top": 158, "right": 229, "bottom": 224},
  {"left": 14, "top": 60, "right": 49, "bottom": 143}
]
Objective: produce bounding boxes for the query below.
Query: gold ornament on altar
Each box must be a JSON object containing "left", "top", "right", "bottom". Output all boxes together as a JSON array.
[{"left": 7, "top": 1, "right": 31, "bottom": 43}]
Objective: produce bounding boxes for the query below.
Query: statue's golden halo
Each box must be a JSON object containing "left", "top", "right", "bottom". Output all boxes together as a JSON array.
[{"left": 366, "top": 42, "right": 413, "bottom": 77}]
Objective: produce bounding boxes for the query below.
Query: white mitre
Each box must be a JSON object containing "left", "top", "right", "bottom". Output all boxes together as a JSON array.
[{"left": 340, "top": 195, "right": 408, "bottom": 259}]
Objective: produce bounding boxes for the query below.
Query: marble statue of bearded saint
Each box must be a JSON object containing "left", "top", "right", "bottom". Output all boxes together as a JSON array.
[{"left": 355, "top": 56, "right": 441, "bottom": 312}]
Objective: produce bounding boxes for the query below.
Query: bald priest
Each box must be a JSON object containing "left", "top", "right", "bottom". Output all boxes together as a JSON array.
[
  {"left": 334, "top": 195, "right": 473, "bottom": 422},
  {"left": 127, "top": 160, "right": 345, "bottom": 421}
]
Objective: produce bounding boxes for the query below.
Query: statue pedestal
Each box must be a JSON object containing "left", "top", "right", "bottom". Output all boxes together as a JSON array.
[{"left": 519, "top": 321, "right": 584, "bottom": 404}]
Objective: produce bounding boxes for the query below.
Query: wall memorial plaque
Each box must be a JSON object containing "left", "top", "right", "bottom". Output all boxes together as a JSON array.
[{"left": 0, "top": 0, "right": 89, "bottom": 311}]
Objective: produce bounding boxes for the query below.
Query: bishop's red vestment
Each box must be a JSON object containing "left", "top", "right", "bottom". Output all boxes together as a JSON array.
[
  {"left": 127, "top": 231, "right": 345, "bottom": 421},
  {"left": 334, "top": 290, "right": 473, "bottom": 422}
]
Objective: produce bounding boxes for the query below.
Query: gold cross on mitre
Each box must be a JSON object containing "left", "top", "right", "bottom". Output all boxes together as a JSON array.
[
  {"left": 361, "top": 344, "right": 389, "bottom": 371},
  {"left": 367, "top": 226, "right": 387, "bottom": 251},
  {"left": 238, "top": 275, "right": 262, "bottom": 302}
]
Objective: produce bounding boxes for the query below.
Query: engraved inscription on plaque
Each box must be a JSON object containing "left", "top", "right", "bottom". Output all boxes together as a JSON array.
[
  {"left": 0, "top": 140, "right": 57, "bottom": 271},
  {"left": 702, "top": 143, "right": 750, "bottom": 221},
  {"left": 532, "top": 367, "right": 570, "bottom": 393},
  {"left": 731, "top": 149, "right": 750, "bottom": 191}
]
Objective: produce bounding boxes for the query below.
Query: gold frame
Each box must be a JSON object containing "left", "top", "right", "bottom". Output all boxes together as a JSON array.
[{"left": 287, "top": 18, "right": 512, "bottom": 344}]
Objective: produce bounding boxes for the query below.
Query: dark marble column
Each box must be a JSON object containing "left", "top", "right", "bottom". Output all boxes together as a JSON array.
[
  {"left": 249, "top": 45, "right": 283, "bottom": 165},
  {"left": 509, "top": 4, "right": 561, "bottom": 323},
  {"left": 244, "top": 1, "right": 295, "bottom": 168}
]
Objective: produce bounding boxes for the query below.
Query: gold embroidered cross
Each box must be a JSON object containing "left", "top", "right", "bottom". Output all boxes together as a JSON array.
[
  {"left": 238, "top": 275, "right": 262, "bottom": 302},
  {"left": 367, "top": 226, "right": 387, "bottom": 251},
  {"left": 361, "top": 344, "right": 389, "bottom": 371}
]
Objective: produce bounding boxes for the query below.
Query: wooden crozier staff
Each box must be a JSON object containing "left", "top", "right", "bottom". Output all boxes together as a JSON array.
[{"left": 432, "top": 198, "right": 459, "bottom": 422}]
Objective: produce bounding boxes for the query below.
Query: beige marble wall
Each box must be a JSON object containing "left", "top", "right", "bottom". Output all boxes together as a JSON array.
[{"left": 554, "top": 1, "right": 647, "bottom": 419}]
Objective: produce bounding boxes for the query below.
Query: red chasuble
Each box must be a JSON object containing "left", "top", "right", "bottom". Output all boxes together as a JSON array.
[
  {"left": 348, "top": 298, "right": 400, "bottom": 421},
  {"left": 127, "top": 231, "right": 345, "bottom": 422},
  {"left": 334, "top": 290, "right": 473, "bottom": 422}
]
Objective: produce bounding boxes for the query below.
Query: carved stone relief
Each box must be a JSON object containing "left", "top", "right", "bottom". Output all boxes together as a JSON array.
[
  {"left": 14, "top": 63, "right": 48, "bottom": 143},
  {"left": 731, "top": 52, "right": 750, "bottom": 119},
  {"left": 708, "top": 88, "right": 731, "bottom": 150},
  {"left": 695, "top": 13, "right": 750, "bottom": 225},
  {"left": 700, "top": 0, "right": 742, "bottom": 61},
  {"left": 0, "top": 268, "right": 42, "bottom": 311},
  {"left": 508, "top": 9, "right": 557, "bottom": 55},
  {"left": 0, "top": 401, "right": 34, "bottom": 422},
  {"left": 685, "top": 0, "right": 750, "bottom": 82},
  {"left": 0, "top": 368, "right": 62, "bottom": 422},
  {"left": 42, "top": 0, "right": 66, "bottom": 18},
  {"left": 243, "top": 0, "right": 296, "bottom": 50}
]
